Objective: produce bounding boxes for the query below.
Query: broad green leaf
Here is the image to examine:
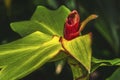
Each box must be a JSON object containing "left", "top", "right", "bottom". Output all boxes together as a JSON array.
[
  {"left": 91, "top": 57, "right": 120, "bottom": 72},
  {"left": 0, "top": 31, "right": 62, "bottom": 80},
  {"left": 106, "top": 67, "right": 120, "bottom": 80},
  {"left": 10, "top": 5, "right": 70, "bottom": 64},
  {"left": 0, "top": 31, "right": 51, "bottom": 66},
  {"left": 11, "top": 6, "right": 70, "bottom": 37},
  {"left": 68, "top": 58, "right": 89, "bottom": 80},
  {"left": 62, "top": 33, "right": 92, "bottom": 72}
]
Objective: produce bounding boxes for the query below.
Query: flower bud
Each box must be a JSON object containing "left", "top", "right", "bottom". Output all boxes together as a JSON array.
[{"left": 64, "top": 10, "right": 80, "bottom": 40}]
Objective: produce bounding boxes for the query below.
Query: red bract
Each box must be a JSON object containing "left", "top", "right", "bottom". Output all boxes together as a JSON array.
[{"left": 64, "top": 10, "right": 80, "bottom": 40}]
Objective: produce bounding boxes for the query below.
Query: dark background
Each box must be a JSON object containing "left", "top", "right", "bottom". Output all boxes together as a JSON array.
[{"left": 0, "top": 0, "right": 120, "bottom": 80}]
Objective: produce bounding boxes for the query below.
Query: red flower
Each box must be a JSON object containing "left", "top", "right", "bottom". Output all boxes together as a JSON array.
[
  {"left": 64, "top": 10, "right": 80, "bottom": 40},
  {"left": 64, "top": 10, "right": 98, "bottom": 40}
]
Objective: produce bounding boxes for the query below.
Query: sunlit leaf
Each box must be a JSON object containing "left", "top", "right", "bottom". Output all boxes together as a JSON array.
[
  {"left": 62, "top": 33, "right": 92, "bottom": 72},
  {"left": 0, "top": 31, "right": 51, "bottom": 66},
  {"left": 11, "top": 6, "right": 70, "bottom": 37},
  {"left": 10, "top": 5, "right": 71, "bottom": 64},
  {"left": 0, "top": 31, "right": 62, "bottom": 80}
]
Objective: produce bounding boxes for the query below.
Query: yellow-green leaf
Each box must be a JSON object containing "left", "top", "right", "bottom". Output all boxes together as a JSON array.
[
  {"left": 11, "top": 6, "right": 70, "bottom": 37},
  {"left": 0, "top": 31, "right": 62, "bottom": 80},
  {"left": 62, "top": 33, "right": 92, "bottom": 72}
]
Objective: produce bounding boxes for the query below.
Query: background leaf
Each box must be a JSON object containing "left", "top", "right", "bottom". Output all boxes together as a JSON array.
[
  {"left": 95, "top": 18, "right": 119, "bottom": 54},
  {"left": 68, "top": 58, "right": 89, "bottom": 80},
  {"left": 106, "top": 67, "right": 120, "bottom": 80},
  {"left": 91, "top": 57, "right": 120, "bottom": 73}
]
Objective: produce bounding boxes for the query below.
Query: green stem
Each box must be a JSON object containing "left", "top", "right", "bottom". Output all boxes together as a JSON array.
[{"left": 79, "top": 14, "right": 98, "bottom": 32}]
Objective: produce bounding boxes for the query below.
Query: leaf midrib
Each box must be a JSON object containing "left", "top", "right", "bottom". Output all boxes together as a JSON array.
[{"left": 34, "top": 20, "right": 57, "bottom": 35}]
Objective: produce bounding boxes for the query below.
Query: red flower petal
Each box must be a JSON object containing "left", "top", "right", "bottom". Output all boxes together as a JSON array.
[{"left": 64, "top": 10, "right": 80, "bottom": 40}]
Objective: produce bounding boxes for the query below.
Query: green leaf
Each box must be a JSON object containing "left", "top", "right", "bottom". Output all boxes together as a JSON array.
[
  {"left": 10, "top": 5, "right": 70, "bottom": 65},
  {"left": 0, "top": 31, "right": 62, "bottom": 80},
  {"left": 11, "top": 6, "right": 70, "bottom": 37},
  {"left": 68, "top": 58, "right": 89, "bottom": 80},
  {"left": 91, "top": 57, "right": 120, "bottom": 72},
  {"left": 95, "top": 18, "right": 119, "bottom": 53},
  {"left": 106, "top": 67, "right": 120, "bottom": 80},
  {"left": 95, "top": 19, "right": 113, "bottom": 48},
  {"left": 62, "top": 33, "right": 92, "bottom": 72},
  {"left": 0, "top": 31, "right": 51, "bottom": 66}
]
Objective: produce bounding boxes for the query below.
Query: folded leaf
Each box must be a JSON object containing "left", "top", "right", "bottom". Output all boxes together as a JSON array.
[{"left": 62, "top": 33, "right": 92, "bottom": 72}]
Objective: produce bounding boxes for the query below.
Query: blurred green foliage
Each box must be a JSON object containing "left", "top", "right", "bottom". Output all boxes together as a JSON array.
[{"left": 0, "top": 0, "right": 120, "bottom": 80}]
